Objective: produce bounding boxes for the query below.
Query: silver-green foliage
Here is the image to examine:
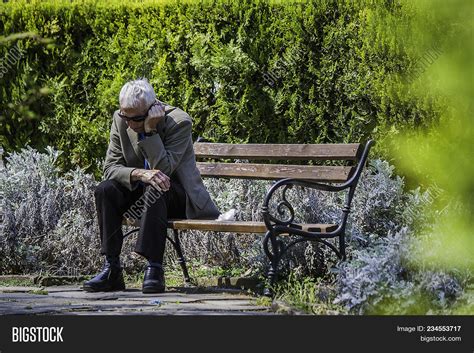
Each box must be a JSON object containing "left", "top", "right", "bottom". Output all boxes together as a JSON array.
[
  {"left": 0, "top": 147, "right": 466, "bottom": 314},
  {"left": 334, "top": 174, "right": 467, "bottom": 314},
  {"left": 0, "top": 147, "right": 99, "bottom": 274}
]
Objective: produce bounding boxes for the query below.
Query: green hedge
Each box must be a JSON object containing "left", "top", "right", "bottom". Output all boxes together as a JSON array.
[{"left": 0, "top": 0, "right": 441, "bottom": 176}]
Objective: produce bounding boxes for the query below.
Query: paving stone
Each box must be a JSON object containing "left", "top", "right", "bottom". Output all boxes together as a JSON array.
[
  {"left": 0, "top": 285, "right": 276, "bottom": 315},
  {"left": 0, "top": 286, "right": 41, "bottom": 292}
]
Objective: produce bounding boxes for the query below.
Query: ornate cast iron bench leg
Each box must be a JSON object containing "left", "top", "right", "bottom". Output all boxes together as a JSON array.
[{"left": 262, "top": 230, "right": 283, "bottom": 297}]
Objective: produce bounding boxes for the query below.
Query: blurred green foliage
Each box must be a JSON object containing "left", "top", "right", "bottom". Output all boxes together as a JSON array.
[
  {"left": 0, "top": 0, "right": 442, "bottom": 177},
  {"left": 390, "top": 0, "right": 473, "bottom": 272}
]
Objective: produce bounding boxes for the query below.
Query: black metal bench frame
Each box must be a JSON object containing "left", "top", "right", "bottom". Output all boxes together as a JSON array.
[{"left": 261, "top": 140, "right": 374, "bottom": 295}]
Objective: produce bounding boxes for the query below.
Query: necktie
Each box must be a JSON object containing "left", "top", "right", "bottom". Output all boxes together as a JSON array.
[{"left": 138, "top": 133, "right": 150, "bottom": 170}]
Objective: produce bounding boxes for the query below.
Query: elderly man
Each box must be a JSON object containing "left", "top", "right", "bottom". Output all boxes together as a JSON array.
[{"left": 83, "top": 78, "right": 220, "bottom": 293}]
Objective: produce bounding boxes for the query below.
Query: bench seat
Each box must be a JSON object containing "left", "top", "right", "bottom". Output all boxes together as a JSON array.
[{"left": 124, "top": 218, "right": 337, "bottom": 234}]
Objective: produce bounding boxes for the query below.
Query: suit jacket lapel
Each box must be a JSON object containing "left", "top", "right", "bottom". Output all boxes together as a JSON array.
[{"left": 126, "top": 127, "right": 144, "bottom": 162}]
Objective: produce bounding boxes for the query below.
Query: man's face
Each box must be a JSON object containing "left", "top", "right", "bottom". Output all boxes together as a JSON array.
[{"left": 119, "top": 105, "right": 147, "bottom": 133}]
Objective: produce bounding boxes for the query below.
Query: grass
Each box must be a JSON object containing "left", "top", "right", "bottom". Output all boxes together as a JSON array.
[
  {"left": 28, "top": 289, "right": 49, "bottom": 295},
  {"left": 255, "top": 296, "right": 272, "bottom": 307},
  {"left": 0, "top": 276, "right": 37, "bottom": 287},
  {"left": 272, "top": 273, "right": 348, "bottom": 315}
]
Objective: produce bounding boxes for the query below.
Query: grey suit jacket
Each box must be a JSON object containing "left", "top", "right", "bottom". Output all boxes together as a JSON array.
[{"left": 103, "top": 102, "right": 220, "bottom": 220}]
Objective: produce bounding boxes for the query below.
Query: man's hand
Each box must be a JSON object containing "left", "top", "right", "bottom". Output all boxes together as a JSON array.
[
  {"left": 131, "top": 168, "right": 170, "bottom": 191},
  {"left": 144, "top": 101, "right": 165, "bottom": 134}
]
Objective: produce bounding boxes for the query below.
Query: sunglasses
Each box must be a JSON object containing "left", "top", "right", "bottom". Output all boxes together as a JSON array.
[{"left": 118, "top": 101, "right": 161, "bottom": 122}]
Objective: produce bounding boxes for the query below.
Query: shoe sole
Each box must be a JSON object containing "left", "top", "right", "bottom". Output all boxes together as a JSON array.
[
  {"left": 82, "top": 284, "right": 126, "bottom": 292},
  {"left": 142, "top": 286, "right": 165, "bottom": 294}
]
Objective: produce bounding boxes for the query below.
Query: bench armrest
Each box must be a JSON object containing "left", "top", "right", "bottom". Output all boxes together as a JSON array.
[
  {"left": 261, "top": 140, "right": 374, "bottom": 229},
  {"left": 261, "top": 178, "right": 348, "bottom": 229}
]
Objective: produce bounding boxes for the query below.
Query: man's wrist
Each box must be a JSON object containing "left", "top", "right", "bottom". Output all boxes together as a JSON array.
[{"left": 131, "top": 168, "right": 144, "bottom": 182}]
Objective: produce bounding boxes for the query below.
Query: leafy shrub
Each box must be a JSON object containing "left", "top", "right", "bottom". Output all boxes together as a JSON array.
[{"left": 0, "top": 0, "right": 442, "bottom": 177}]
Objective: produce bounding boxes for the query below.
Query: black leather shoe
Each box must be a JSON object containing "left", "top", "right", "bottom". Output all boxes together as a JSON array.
[
  {"left": 83, "top": 263, "right": 125, "bottom": 292},
  {"left": 142, "top": 266, "right": 165, "bottom": 294}
]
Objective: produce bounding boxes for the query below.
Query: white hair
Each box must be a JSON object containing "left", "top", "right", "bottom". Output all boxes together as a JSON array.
[{"left": 119, "top": 78, "right": 156, "bottom": 111}]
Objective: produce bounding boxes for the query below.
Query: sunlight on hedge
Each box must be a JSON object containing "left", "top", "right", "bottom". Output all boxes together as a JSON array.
[{"left": 0, "top": 0, "right": 441, "bottom": 176}]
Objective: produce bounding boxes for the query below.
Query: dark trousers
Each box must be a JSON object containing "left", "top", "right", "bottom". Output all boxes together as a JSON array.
[{"left": 94, "top": 178, "right": 187, "bottom": 263}]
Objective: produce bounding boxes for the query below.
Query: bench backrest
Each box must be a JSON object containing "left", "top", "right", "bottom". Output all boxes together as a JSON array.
[{"left": 193, "top": 142, "right": 364, "bottom": 183}]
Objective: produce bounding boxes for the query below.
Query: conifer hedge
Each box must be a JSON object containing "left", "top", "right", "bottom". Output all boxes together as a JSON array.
[{"left": 0, "top": 0, "right": 441, "bottom": 176}]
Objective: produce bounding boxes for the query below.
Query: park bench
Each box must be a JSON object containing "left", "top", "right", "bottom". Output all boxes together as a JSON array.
[{"left": 123, "top": 139, "right": 374, "bottom": 295}]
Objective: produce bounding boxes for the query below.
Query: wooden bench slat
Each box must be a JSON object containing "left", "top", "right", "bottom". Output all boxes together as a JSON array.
[
  {"left": 169, "top": 220, "right": 267, "bottom": 233},
  {"left": 197, "top": 162, "right": 353, "bottom": 182},
  {"left": 124, "top": 218, "right": 337, "bottom": 234},
  {"left": 169, "top": 220, "right": 337, "bottom": 234},
  {"left": 194, "top": 143, "right": 361, "bottom": 160}
]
